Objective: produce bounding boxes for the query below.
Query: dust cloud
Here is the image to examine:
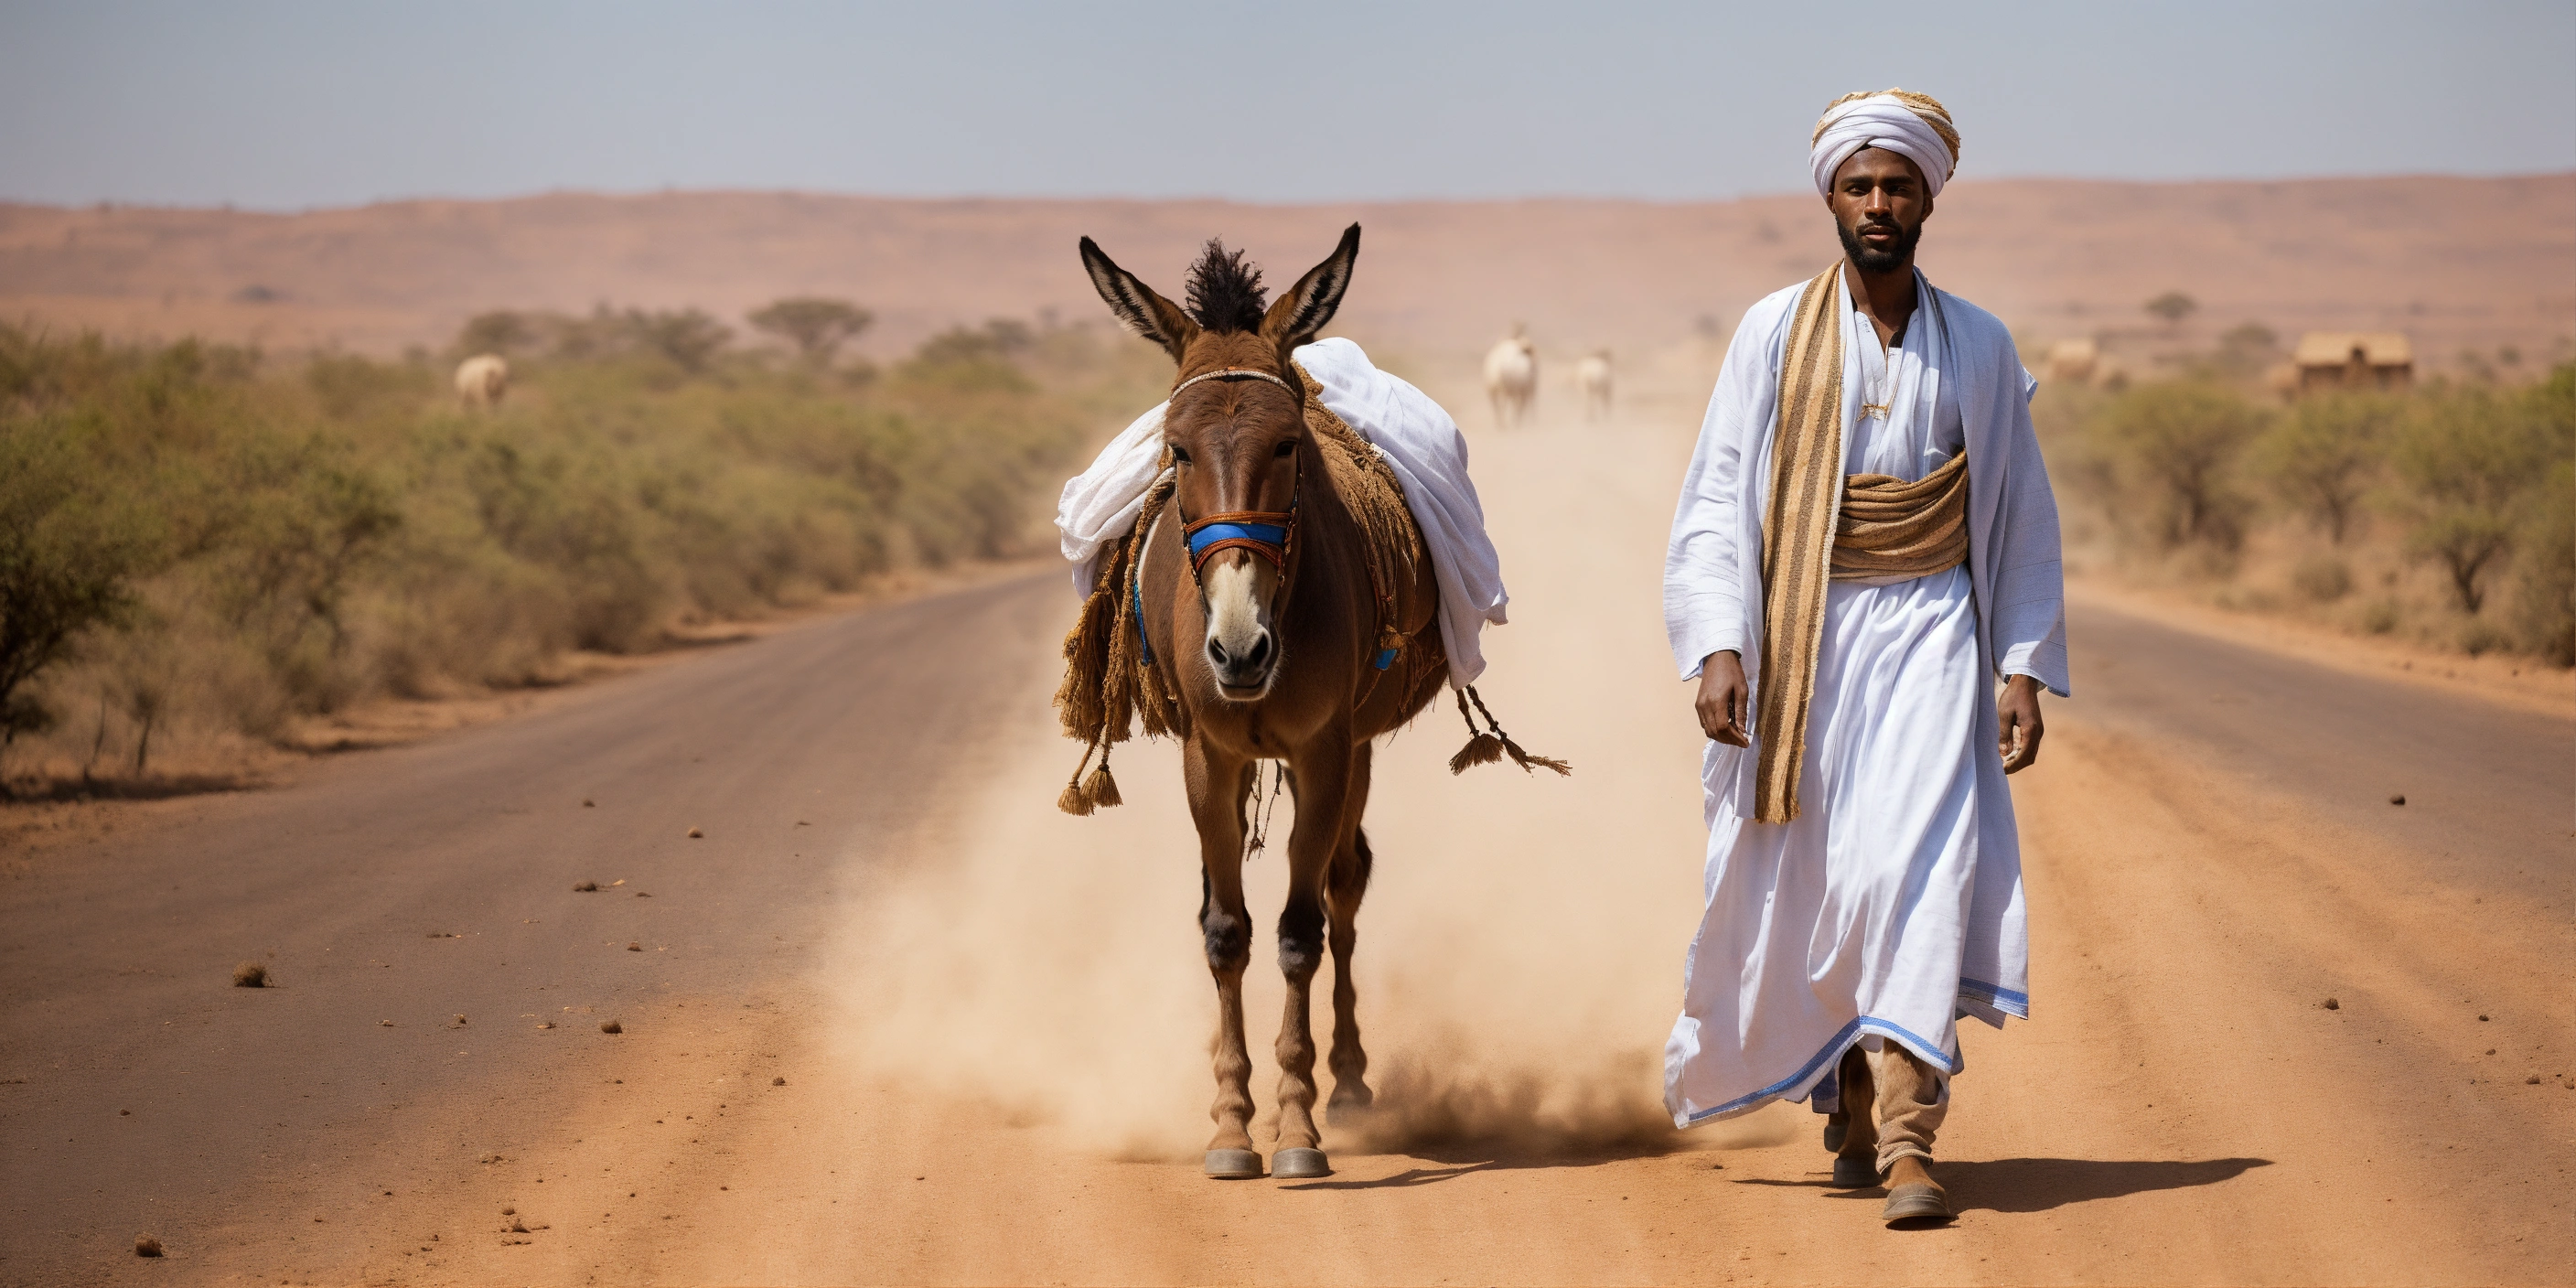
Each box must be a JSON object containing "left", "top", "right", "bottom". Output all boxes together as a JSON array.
[{"left": 821, "top": 724, "right": 1788, "bottom": 1163}]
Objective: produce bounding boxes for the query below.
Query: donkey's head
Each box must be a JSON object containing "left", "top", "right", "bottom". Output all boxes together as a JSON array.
[{"left": 1079, "top": 225, "right": 1359, "bottom": 698}]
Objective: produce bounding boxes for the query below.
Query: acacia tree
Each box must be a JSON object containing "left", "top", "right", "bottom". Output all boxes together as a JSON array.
[
  {"left": 748, "top": 297, "right": 873, "bottom": 364},
  {"left": 455, "top": 310, "right": 537, "bottom": 358},
  {"left": 625, "top": 308, "right": 733, "bottom": 373},
  {"left": 2389, "top": 386, "right": 2549, "bottom": 614},
  {"left": 2095, "top": 381, "right": 2266, "bottom": 551},
  {"left": 2144, "top": 291, "right": 2198, "bottom": 328},
  {"left": 2254, "top": 391, "right": 2399, "bottom": 543},
  {"left": 0, "top": 431, "right": 149, "bottom": 780}
]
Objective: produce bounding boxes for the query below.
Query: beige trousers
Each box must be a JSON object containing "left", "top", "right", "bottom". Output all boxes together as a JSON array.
[{"left": 1837, "top": 1040, "right": 1948, "bottom": 1174}]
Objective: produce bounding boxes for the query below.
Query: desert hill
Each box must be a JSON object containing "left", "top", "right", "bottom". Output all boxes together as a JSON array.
[{"left": 2, "top": 175, "right": 2568, "bottom": 370}]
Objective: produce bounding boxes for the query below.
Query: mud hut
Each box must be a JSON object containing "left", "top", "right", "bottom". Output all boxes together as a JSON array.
[{"left": 2292, "top": 331, "right": 2411, "bottom": 394}]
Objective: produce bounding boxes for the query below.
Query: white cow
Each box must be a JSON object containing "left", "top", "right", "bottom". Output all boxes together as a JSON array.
[
  {"left": 455, "top": 353, "right": 510, "bottom": 410},
  {"left": 1575, "top": 349, "right": 1613, "bottom": 422},
  {"left": 1482, "top": 326, "right": 1537, "bottom": 428}
]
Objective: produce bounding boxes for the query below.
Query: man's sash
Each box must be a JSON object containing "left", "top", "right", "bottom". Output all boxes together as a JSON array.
[
  {"left": 1753, "top": 265, "right": 1970, "bottom": 824},
  {"left": 1752, "top": 266, "right": 1849, "bottom": 824}
]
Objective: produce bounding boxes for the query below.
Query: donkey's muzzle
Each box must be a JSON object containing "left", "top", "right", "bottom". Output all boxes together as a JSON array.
[{"left": 1206, "top": 628, "right": 1275, "bottom": 694}]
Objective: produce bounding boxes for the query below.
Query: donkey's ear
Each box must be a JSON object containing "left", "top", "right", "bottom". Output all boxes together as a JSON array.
[
  {"left": 1260, "top": 223, "right": 1360, "bottom": 351},
  {"left": 1079, "top": 236, "right": 1198, "bottom": 363}
]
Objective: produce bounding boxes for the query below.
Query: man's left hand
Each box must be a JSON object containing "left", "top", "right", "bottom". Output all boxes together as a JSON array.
[{"left": 1998, "top": 673, "right": 2045, "bottom": 774}]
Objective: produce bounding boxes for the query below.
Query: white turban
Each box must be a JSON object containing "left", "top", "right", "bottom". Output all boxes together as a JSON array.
[{"left": 1810, "top": 91, "right": 1959, "bottom": 199}]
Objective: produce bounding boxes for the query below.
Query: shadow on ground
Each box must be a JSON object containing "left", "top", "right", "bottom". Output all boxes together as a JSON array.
[
  {"left": 1943, "top": 1156, "right": 2273, "bottom": 1213},
  {"left": 1283, "top": 1139, "right": 1687, "bottom": 1191},
  {"left": 1733, "top": 1156, "right": 2273, "bottom": 1213}
]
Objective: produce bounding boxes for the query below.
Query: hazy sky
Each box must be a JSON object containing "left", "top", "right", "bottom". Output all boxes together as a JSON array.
[{"left": 4, "top": 1, "right": 2571, "bottom": 209}]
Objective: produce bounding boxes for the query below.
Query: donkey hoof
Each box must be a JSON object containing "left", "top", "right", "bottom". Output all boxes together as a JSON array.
[
  {"left": 1823, "top": 1114, "right": 1848, "bottom": 1154},
  {"left": 1831, "top": 1154, "right": 1881, "bottom": 1189},
  {"left": 1204, "top": 1149, "right": 1264, "bottom": 1179},
  {"left": 1272, "top": 1147, "right": 1331, "bottom": 1179}
]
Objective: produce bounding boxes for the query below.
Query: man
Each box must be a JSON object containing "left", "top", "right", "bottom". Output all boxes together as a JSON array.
[{"left": 1660, "top": 89, "right": 2068, "bottom": 1227}]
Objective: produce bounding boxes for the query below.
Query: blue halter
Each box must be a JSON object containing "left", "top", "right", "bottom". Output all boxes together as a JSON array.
[{"left": 1184, "top": 520, "right": 1291, "bottom": 568}]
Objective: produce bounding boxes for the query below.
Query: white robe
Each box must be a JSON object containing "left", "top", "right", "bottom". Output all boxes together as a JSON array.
[
  {"left": 1056, "top": 338, "right": 1508, "bottom": 687},
  {"left": 1660, "top": 271, "right": 2069, "bottom": 1127}
]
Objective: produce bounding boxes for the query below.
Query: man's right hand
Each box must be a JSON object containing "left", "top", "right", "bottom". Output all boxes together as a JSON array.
[{"left": 1696, "top": 650, "right": 1750, "bottom": 746}]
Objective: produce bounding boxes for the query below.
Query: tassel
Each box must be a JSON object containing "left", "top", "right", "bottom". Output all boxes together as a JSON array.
[
  {"left": 1496, "top": 734, "right": 1572, "bottom": 777},
  {"left": 1447, "top": 689, "right": 1504, "bottom": 774},
  {"left": 1448, "top": 731, "right": 1505, "bottom": 775},
  {"left": 1054, "top": 586, "right": 1115, "bottom": 743},
  {"left": 1448, "top": 686, "right": 1573, "bottom": 778},
  {"left": 1082, "top": 752, "right": 1123, "bottom": 810},
  {"left": 1058, "top": 743, "right": 1100, "bottom": 816}
]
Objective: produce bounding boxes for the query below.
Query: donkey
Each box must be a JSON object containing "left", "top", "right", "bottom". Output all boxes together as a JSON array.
[{"left": 1077, "top": 226, "right": 1452, "bottom": 1180}]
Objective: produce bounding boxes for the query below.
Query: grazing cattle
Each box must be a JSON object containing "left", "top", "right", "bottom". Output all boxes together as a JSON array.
[
  {"left": 1575, "top": 349, "right": 1613, "bottom": 421},
  {"left": 1482, "top": 327, "right": 1537, "bottom": 428},
  {"left": 455, "top": 354, "right": 510, "bottom": 410}
]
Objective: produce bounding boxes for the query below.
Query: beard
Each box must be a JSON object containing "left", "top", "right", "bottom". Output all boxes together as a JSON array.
[{"left": 1838, "top": 217, "right": 1921, "bottom": 274}]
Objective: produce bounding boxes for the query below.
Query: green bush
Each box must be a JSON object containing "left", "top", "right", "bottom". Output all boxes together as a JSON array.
[
  {"left": 2054, "top": 360, "right": 2574, "bottom": 666},
  {"left": 2387, "top": 382, "right": 2556, "bottom": 614},
  {"left": 2088, "top": 381, "right": 2268, "bottom": 554},
  {"left": 0, "top": 425, "right": 153, "bottom": 760},
  {"left": 2512, "top": 459, "right": 2575, "bottom": 666},
  {"left": 0, "top": 316, "right": 1148, "bottom": 782},
  {"left": 2253, "top": 391, "right": 2398, "bottom": 543}
]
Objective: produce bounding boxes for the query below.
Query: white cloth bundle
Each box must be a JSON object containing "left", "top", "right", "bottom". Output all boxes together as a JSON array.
[
  {"left": 1055, "top": 338, "right": 1508, "bottom": 687},
  {"left": 1810, "top": 93, "right": 1957, "bottom": 198}
]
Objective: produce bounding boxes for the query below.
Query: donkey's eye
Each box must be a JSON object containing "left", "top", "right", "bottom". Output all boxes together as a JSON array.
[
  {"left": 1272, "top": 440, "right": 1296, "bottom": 458},
  {"left": 1169, "top": 445, "right": 1191, "bottom": 465}
]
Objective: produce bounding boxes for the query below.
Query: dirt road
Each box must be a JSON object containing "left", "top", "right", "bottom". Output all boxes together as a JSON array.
[{"left": 5, "top": 366, "right": 2571, "bottom": 1286}]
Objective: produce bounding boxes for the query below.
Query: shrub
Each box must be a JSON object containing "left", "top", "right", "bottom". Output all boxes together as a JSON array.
[
  {"left": 0, "top": 426, "right": 155, "bottom": 773},
  {"left": 2512, "top": 458, "right": 2575, "bottom": 665},
  {"left": 2089, "top": 381, "right": 2267, "bottom": 553},
  {"left": 2291, "top": 555, "right": 2352, "bottom": 604},
  {"left": 0, "top": 316, "right": 1144, "bottom": 783},
  {"left": 2387, "top": 383, "right": 2554, "bottom": 614},
  {"left": 2254, "top": 391, "right": 2398, "bottom": 543}
]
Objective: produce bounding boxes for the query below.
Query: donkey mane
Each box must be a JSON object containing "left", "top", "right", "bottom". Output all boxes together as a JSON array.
[{"left": 1184, "top": 239, "right": 1268, "bottom": 334}]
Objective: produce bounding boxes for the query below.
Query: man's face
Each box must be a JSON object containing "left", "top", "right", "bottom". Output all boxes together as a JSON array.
[{"left": 1828, "top": 147, "right": 1932, "bottom": 274}]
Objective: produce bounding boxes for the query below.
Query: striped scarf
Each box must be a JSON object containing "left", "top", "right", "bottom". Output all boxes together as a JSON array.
[{"left": 1752, "top": 265, "right": 1970, "bottom": 823}]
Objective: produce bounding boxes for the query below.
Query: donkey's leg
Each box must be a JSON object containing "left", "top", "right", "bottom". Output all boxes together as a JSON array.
[
  {"left": 1186, "top": 739, "right": 1259, "bottom": 1178},
  {"left": 1269, "top": 735, "right": 1351, "bottom": 1179},
  {"left": 1324, "top": 741, "right": 1376, "bottom": 1117}
]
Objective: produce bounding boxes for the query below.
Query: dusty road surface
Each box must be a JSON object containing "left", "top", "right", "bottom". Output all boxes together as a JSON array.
[{"left": 5, "top": 358, "right": 2571, "bottom": 1286}]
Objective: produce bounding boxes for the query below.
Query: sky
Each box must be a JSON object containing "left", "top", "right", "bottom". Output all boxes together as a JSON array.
[{"left": 3, "top": 0, "right": 2571, "bottom": 210}]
